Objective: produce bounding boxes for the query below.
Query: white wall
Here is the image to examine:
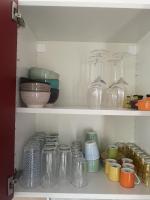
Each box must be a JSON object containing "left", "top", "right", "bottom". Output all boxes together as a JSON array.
[{"left": 135, "top": 31, "right": 150, "bottom": 154}]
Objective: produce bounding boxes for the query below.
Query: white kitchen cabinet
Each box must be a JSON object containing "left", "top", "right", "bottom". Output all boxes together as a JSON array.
[
  {"left": 14, "top": 1, "right": 150, "bottom": 199},
  {"left": 13, "top": 198, "right": 47, "bottom": 200}
]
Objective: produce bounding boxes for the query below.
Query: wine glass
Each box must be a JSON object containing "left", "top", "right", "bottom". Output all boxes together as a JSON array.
[
  {"left": 105, "top": 58, "right": 120, "bottom": 108},
  {"left": 87, "top": 49, "right": 109, "bottom": 108},
  {"left": 107, "top": 52, "right": 128, "bottom": 108}
]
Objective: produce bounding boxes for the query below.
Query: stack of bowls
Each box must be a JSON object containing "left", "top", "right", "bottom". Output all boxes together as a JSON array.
[
  {"left": 20, "top": 82, "right": 50, "bottom": 108},
  {"left": 85, "top": 140, "right": 100, "bottom": 172},
  {"left": 28, "top": 67, "right": 59, "bottom": 105}
]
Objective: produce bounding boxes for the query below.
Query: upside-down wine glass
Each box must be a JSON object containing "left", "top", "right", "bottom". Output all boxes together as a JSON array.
[
  {"left": 87, "top": 50, "right": 109, "bottom": 108},
  {"left": 108, "top": 52, "right": 128, "bottom": 108}
]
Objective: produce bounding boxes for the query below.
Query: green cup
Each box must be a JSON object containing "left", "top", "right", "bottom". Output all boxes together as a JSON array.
[
  {"left": 86, "top": 131, "right": 98, "bottom": 146},
  {"left": 87, "top": 159, "right": 99, "bottom": 172},
  {"left": 108, "top": 145, "right": 118, "bottom": 159}
]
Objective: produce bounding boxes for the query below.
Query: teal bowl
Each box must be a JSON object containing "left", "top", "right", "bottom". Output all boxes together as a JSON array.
[
  {"left": 34, "top": 79, "right": 59, "bottom": 89},
  {"left": 43, "top": 79, "right": 59, "bottom": 89},
  {"left": 29, "top": 67, "right": 59, "bottom": 80}
]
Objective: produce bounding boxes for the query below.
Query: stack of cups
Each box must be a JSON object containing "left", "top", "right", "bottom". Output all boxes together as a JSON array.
[
  {"left": 45, "top": 133, "right": 59, "bottom": 146},
  {"left": 30, "top": 132, "right": 46, "bottom": 150},
  {"left": 104, "top": 159, "right": 117, "bottom": 175},
  {"left": 104, "top": 158, "right": 121, "bottom": 182},
  {"left": 21, "top": 140, "right": 41, "bottom": 188},
  {"left": 85, "top": 140, "right": 100, "bottom": 172},
  {"left": 86, "top": 131, "right": 99, "bottom": 147},
  {"left": 71, "top": 141, "right": 83, "bottom": 159}
]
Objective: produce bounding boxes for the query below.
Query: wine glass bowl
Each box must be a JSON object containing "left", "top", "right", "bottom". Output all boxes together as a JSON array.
[{"left": 87, "top": 50, "right": 110, "bottom": 108}]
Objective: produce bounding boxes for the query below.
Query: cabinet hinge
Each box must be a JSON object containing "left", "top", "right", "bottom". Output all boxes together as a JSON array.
[
  {"left": 8, "top": 176, "right": 14, "bottom": 196},
  {"left": 8, "top": 169, "right": 22, "bottom": 196},
  {"left": 12, "top": 1, "right": 25, "bottom": 27}
]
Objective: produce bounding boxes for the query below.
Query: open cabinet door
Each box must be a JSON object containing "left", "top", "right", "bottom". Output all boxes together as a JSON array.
[{"left": 0, "top": 0, "right": 17, "bottom": 200}]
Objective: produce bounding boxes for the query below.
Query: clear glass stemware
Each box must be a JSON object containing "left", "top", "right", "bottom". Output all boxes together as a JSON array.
[
  {"left": 106, "top": 52, "right": 128, "bottom": 108},
  {"left": 87, "top": 49, "right": 110, "bottom": 108}
]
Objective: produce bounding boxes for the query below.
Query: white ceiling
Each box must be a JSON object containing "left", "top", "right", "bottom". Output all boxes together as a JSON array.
[{"left": 20, "top": 6, "right": 150, "bottom": 43}]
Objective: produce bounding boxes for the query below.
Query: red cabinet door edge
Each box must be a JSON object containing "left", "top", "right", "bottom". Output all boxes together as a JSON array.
[{"left": 0, "top": 0, "right": 17, "bottom": 199}]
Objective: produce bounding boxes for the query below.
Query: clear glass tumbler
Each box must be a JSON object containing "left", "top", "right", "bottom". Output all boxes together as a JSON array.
[
  {"left": 57, "top": 145, "right": 72, "bottom": 182},
  {"left": 41, "top": 147, "right": 57, "bottom": 188},
  {"left": 71, "top": 157, "right": 88, "bottom": 188}
]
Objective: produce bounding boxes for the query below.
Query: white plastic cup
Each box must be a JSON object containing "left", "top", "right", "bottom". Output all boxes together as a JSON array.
[{"left": 85, "top": 140, "right": 99, "bottom": 160}]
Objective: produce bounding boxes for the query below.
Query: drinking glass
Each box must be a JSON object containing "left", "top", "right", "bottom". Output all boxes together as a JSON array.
[
  {"left": 57, "top": 145, "right": 72, "bottom": 182},
  {"left": 87, "top": 50, "right": 110, "bottom": 108},
  {"left": 41, "top": 147, "right": 57, "bottom": 188},
  {"left": 71, "top": 157, "right": 88, "bottom": 188},
  {"left": 105, "top": 58, "right": 121, "bottom": 108},
  {"left": 71, "top": 141, "right": 82, "bottom": 155},
  {"left": 20, "top": 141, "right": 41, "bottom": 188}
]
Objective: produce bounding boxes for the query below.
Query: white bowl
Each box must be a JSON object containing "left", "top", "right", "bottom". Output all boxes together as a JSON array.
[{"left": 21, "top": 91, "right": 50, "bottom": 108}]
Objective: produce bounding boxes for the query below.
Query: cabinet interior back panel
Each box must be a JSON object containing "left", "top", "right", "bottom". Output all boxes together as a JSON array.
[
  {"left": 135, "top": 30, "right": 150, "bottom": 154},
  {"left": 35, "top": 114, "right": 135, "bottom": 151},
  {"left": 36, "top": 41, "right": 136, "bottom": 107}
]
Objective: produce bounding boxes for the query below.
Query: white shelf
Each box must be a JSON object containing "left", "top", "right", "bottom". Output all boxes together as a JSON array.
[
  {"left": 14, "top": 171, "right": 150, "bottom": 199},
  {"left": 16, "top": 107, "right": 150, "bottom": 116},
  {"left": 19, "top": 0, "right": 150, "bottom": 9}
]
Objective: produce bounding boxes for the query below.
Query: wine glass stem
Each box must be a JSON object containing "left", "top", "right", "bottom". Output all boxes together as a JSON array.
[
  {"left": 120, "top": 59, "right": 124, "bottom": 78},
  {"left": 99, "top": 61, "right": 104, "bottom": 80},
  {"left": 113, "top": 62, "right": 118, "bottom": 83}
]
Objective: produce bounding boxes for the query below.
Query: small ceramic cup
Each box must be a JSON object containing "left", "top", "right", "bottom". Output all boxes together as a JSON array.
[
  {"left": 108, "top": 163, "right": 121, "bottom": 182},
  {"left": 108, "top": 145, "right": 118, "bottom": 159},
  {"left": 121, "top": 158, "right": 133, "bottom": 164},
  {"left": 122, "top": 163, "right": 135, "bottom": 170},
  {"left": 120, "top": 167, "right": 140, "bottom": 188},
  {"left": 104, "top": 159, "right": 117, "bottom": 175}
]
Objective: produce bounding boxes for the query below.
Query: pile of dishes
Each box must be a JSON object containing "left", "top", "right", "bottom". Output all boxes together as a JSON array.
[
  {"left": 20, "top": 82, "right": 50, "bottom": 108},
  {"left": 20, "top": 67, "right": 60, "bottom": 107},
  {"left": 28, "top": 67, "right": 59, "bottom": 104}
]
